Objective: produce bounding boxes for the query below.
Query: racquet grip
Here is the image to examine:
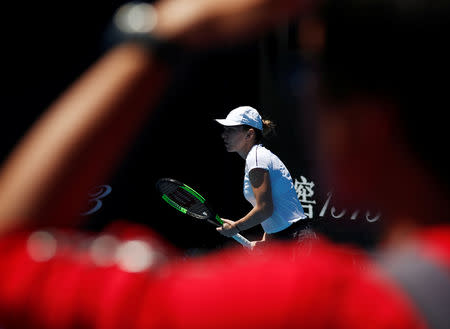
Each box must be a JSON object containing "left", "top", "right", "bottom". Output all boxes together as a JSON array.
[{"left": 232, "top": 233, "right": 255, "bottom": 249}]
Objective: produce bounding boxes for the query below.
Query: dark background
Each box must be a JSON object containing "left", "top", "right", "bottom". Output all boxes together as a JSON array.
[{"left": 1, "top": 1, "right": 382, "bottom": 253}]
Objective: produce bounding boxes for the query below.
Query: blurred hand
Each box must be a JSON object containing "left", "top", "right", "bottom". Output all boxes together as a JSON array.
[
  {"left": 216, "top": 218, "right": 240, "bottom": 237},
  {"left": 153, "top": 0, "right": 311, "bottom": 47}
]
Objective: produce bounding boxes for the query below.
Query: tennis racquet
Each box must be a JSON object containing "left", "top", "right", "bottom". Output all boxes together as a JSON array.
[{"left": 156, "top": 178, "right": 254, "bottom": 249}]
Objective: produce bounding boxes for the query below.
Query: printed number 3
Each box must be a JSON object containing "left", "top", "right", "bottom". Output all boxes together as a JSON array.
[{"left": 81, "top": 185, "right": 112, "bottom": 216}]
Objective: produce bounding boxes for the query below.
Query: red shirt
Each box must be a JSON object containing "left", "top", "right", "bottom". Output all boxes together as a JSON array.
[{"left": 1, "top": 223, "right": 448, "bottom": 329}]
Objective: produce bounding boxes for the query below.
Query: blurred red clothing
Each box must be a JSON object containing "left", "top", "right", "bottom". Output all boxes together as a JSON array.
[{"left": 0, "top": 223, "right": 448, "bottom": 329}]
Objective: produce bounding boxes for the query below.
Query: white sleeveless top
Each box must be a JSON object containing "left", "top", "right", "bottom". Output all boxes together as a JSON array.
[{"left": 243, "top": 144, "right": 306, "bottom": 233}]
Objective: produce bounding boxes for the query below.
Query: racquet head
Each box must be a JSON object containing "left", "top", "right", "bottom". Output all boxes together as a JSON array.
[{"left": 156, "top": 178, "right": 223, "bottom": 226}]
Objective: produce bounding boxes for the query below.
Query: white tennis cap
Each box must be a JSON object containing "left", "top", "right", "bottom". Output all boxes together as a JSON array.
[{"left": 215, "top": 106, "right": 263, "bottom": 131}]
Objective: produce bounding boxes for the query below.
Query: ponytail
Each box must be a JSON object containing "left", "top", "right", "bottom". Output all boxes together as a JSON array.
[
  {"left": 262, "top": 119, "right": 276, "bottom": 139},
  {"left": 242, "top": 118, "right": 276, "bottom": 143}
]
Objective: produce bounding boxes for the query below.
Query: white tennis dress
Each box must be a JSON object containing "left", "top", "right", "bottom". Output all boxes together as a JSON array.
[{"left": 243, "top": 144, "right": 306, "bottom": 234}]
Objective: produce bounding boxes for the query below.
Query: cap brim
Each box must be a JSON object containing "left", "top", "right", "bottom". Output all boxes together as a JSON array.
[{"left": 214, "top": 119, "right": 241, "bottom": 126}]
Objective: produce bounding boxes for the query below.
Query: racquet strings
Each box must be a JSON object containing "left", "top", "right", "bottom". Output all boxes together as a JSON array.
[{"left": 158, "top": 180, "right": 212, "bottom": 220}]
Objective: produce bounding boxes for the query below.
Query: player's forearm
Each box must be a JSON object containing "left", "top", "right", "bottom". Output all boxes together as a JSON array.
[
  {"left": 235, "top": 202, "right": 273, "bottom": 230},
  {"left": 0, "top": 44, "right": 170, "bottom": 233}
]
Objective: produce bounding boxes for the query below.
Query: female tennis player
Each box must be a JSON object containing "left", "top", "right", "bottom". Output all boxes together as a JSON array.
[{"left": 215, "top": 106, "right": 311, "bottom": 244}]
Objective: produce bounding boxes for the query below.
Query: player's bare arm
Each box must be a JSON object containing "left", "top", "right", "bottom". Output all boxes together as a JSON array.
[{"left": 218, "top": 168, "right": 273, "bottom": 237}]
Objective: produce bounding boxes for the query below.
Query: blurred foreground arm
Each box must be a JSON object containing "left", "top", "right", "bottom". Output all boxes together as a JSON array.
[
  {"left": 0, "top": 45, "right": 169, "bottom": 232},
  {"left": 0, "top": 0, "right": 309, "bottom": 234}
]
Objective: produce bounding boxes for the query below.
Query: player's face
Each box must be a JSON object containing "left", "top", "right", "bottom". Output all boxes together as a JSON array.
[{"left": 221, "top": 126, "right": 247, "bottom": 153}]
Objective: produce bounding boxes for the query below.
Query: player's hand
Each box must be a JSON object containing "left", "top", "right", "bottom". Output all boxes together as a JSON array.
[
  {"left": 153, "top": 0, "right": 312, "bottom": 48},
  {"left": 216, "top": 218, "right": 240, "bottom": 237},
  {"left": 251, "top": 233, "right": 267, "bottom": 248}
]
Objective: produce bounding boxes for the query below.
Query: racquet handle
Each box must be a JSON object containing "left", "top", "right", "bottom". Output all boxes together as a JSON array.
[
  {"left": 214, "top": 215, "right": 254, "bottom": 249},
  {"left": 232, "top": 233, "right": 255, "bottom": 249}
]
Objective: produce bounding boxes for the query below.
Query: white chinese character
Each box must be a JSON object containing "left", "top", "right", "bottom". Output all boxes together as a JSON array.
[{"left": 294, "top": 176, "right": 316, "bottom": 218}]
